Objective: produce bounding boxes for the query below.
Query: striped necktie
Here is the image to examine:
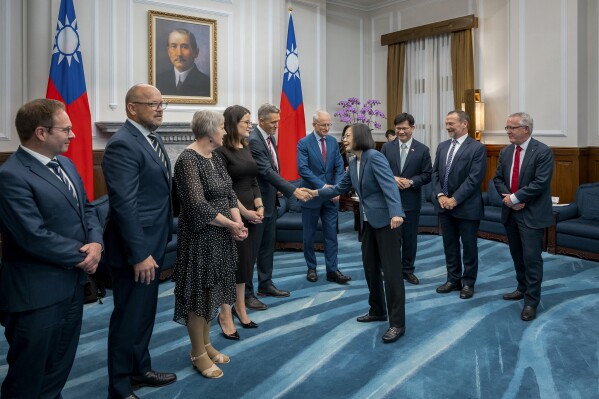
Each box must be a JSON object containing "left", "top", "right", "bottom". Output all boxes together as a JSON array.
[
  {"left": 148, "top": 132, "right": 168, "bottom": 171},
  {"left": 47, "top": 159, "right": 77, "bottom": 200},
  {"left": 442, "top": 139, "right": 458, "bottom": 196}
]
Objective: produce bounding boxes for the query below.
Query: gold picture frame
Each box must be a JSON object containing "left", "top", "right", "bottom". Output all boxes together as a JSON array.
[{"left": 149, "top": 10, "right": 217, "bottom": 104}]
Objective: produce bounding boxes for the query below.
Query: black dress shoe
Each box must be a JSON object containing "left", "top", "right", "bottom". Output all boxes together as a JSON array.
[
  {"left": 356, "top": 313, "right": 387, "bottom": 322},
  {"left": 503, "top": 290, "right": 524, "bottom": 300},
  {"left": 326, "top": 270, "right": 352, "bottom": 284},
  {"left": 436, "top": 281, "right": 462, "bottom": 293},
  {"left": 402, "top": 272, "right": 420, "bottom": 285},
  {"left": 258, "top": 285, "right": 290, "bottom": 297},
  {"left": 307, "top": 268, "right": 318, "bottom": 282},
  {"left": 459, "top": 285, "right": 474, "bottom": 299},
  {"left": 382, "top": 326, "right": 405, "bottom": 343},
  {"left": 232, "top": 306, "right": 258, "bottom": 328},
  {"left": 130, "top": 370, "right": 177, "bottom": 390},
  {"left": 245, "top": 296, "right": 268, "bottom": 310},
  {"left": 521, "top": 305, "right": 537, "bottom": 321},
  {"left": 217, "top": 314, "right": 240, "bottom": 340}
]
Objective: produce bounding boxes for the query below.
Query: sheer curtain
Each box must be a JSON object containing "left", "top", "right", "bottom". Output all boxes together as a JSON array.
[{"left": 402, "top": 33, "right": 454, "bottom": 156}]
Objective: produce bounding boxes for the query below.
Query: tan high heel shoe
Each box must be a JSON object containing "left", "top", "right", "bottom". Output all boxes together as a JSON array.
[
  {"left": 190, "top": 352, "right": 223, "bottom": 379},
  {"left": 205, "top": 343, "right": 230, "bottom": 364}
]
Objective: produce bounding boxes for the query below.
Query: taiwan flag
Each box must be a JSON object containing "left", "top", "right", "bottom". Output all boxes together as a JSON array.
[
  {"left": 278, "top": 11, "right": 306, "bottom": 181},
  {"left": 46, "top": 0, "right": 94, "bottom": 200}
]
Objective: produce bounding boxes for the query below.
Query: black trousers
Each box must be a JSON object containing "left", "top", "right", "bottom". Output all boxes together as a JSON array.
[
  {"left": 361, "top": 221, "right": 406, "bottom": 328},
  {"left": 439, "top": 212, "right": 480, "bottom": 287},
  {"left": 504, "top": 211, "right": 545, "bottom": 307},
  {"left": 1, "top": 284, "right": 84, "bottom": 399},
  {"left": 246, "top": 213, "right": 276, "bottom": 297},
  {"left": 107, "top": 264, "right": 161, "bottom": 397},
  {"left": 400, "top": 210, "right": 420, "bottom": 273}
]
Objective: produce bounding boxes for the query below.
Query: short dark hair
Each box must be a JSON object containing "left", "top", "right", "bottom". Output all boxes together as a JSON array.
[
  {"left": 15, "top": 99, "right": 65, "bottom": 142},
  {"left": 351, "top": 123, "right": 375, "bottom": 151},
  {"left": 393, "top": 113, "right": 415, "bottom": 127},
  {"left": 223, "top": 105, "right": 251, "bottom": 150},
  {"left": 167, "top": 28, "right": 198, "bottom": 50},
  {"left": 385, "top": 129, "right": 396, "bottom": 139},
  {"left": 448, "top": 110, "right": 470, "bottom": 124}
]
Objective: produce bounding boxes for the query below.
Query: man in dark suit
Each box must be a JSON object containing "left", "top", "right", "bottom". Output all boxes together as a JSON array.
[
  {"left": 155, "top": 28, "right": 210, "bottom": 97},
  {"left": 0, "top": 99, "right": 103, "bottom": 398},
  {"left": 381, "top": 113, "right": 432, "bottom": 285},
  {"left": 431, "top": 110, "right": 486, "bottom": 299},
  {"left": 493, "top": 112, "right": 554, "bottom": 321},
  {"left": 246, "top": 103, "right": 311, "bottom": 310},
  {"left": 103, "top": 84, "right": 176, "bottom": 399},
  {"left": 297, "top": 110, "right": 350, "bottom": 284}
]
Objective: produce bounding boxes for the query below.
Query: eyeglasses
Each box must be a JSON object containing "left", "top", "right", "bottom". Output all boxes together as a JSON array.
[
  {"left": 395, "top": 127, "right": 411, "bottom": 132},
  {"left": 43, "top": 126, "right": 73, "bottom": 134},
  {"left": 240, "top": 120, "right": 253, "bottom": 126},
  {"left": 131, "top": 101, "right": 168, "bottom": 110},
  {"left": 316, "top": 123, "right": 332, "bottom": 128},
  {"left": 504, "top": 125, "right": 526, "bottom": 131}
]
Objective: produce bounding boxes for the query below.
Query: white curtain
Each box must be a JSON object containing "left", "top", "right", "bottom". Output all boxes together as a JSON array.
[{"left": 402, "top": 34, "right": 454, "bottom": 158}]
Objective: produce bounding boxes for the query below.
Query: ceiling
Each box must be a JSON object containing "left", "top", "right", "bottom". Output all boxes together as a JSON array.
[{"left": 326, "top": 0, "right": 405, "bottom": 12}]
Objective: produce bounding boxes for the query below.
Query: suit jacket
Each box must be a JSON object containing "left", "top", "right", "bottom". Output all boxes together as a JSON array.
[
  {"left": 431, "top": 136, "right": 487, "bottom": 220},
  {"left": 0, "top": 148, "right": 103, "bottom": 312},
  {"left": 156, "top": 64, "right": 210, "bottom": 97},
  {"left": 248, "top": 127, "right": 296, "bottom": 218},
  {"left": 319, "top": 149, "right": 405, "bottom": 229},
  {"left": 102, "top": 120, "right": 173, "bottom": 268},
  {"left": 297, "top": 132, "right": 344, "bottom": 209},
  {"left": 493, "top": 138, "right": 554, "bottom": 229},
  {"left": 381, "top": 138, "right": 432, "bottom": 212}
]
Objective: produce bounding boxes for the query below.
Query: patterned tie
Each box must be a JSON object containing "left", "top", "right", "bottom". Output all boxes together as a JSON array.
[
  {"left": 47, "top": 159, "right": 77, "bottom": 200},
  {"left": 148, "top": 132, "right": 168, "bottom": 172},
  {"left": 510, "top": 145, "right": 522, "bottom": 193},
  {"left": 320, "top": 137, "right": 327, "bottom": 164},
  {"left": 400, "top": 143, "right": 408, "bottom": 172},
  {"left": 267, "top": 136, "right": 279, "bottom": 172},
  {"left": 442, "top": 139, "right": 458, "bottom": 196}
]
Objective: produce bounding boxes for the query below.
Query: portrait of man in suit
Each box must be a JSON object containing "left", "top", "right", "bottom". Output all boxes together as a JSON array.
[
  {"left": 381, "top": 113, "right": 432, "bottom": 285},
  {"left": 493, "top": 112, "right": 554, "bottom": 321},
  {"left": 0, "top": 99, "right": 103, "bottom": 398}
]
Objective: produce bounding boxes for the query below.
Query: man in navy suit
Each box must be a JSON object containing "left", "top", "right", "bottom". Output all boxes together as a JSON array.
[
  {"left": 493, "top": 112, "right": 554, "bottom": 321},
  {"left": 297, "top": 110, "right": 350, "bottom": 284},
  {"left": 103, "top": 84, "right": 176, "bottom": 399},
  {"left": 381, "top": 113, "right": 432, "bottom": 285},
  {"left": 431, "top": 110, "right": 486, "bottom": 299},
  {"left": 246, "top": 103, "right": 311, "bottom": 310},
  {"left": 0, "top": 99, "right": 103, "bottom": 398}
]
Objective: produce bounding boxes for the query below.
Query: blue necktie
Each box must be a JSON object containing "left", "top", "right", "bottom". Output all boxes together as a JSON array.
[
  {"left": 442, "top": 140, "right": 458, "bottom": 196},
  {"left": 148, "top": 132, "right": 168, "bottom": 173},
  {"left": 47, "top": 159, "right": 77, "bottom": 200}
]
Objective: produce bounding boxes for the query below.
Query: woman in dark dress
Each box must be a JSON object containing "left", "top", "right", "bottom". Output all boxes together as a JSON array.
[
  {"left": 215, "top": 105, "right": 263, "bottom": 338},
  {"left": 173, "top": 110, "right": 248, "bottom": 379}
]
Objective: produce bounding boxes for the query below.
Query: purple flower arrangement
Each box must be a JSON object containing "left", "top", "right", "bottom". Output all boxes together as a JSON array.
[{"left": 333, "top": 97, "right": 386, "bottom": 129}]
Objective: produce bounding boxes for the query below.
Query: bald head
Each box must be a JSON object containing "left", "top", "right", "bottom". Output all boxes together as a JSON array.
[{"left": 125, "top": 84, "right": 164, "bottom": 131}]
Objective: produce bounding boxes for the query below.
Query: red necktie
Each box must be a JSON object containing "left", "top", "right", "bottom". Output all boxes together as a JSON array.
[
  {"left": 510, "top": 145, "right": 522, "bottom": 193},
  {"left": 320, "top": 137, "right": 326, "bottom": 164},
  {"left": 267, "top": 136, "right": 279, "bottom": 173}
]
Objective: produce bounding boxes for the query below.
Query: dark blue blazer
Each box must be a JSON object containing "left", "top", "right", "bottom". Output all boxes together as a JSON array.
[
  {"left": 0, "top": 148, "right": 103, "bottom": 312},
  {"left": 431, "top": 136, "right": 487, "bottom": 220},
  {"left": 248, "top": 128, "right": 296, "bottom": 219},
  {"left": 381, "top": 138, "right": 432, "bottom": 212},
  {"left": 319, "top": 149, "right": 405, "bottom": 229},
  {"left": 297, "top": 132, "right": 344, "bottom": 209},
  {"left": 493, "top": 138, "right": 554, "bottom": 229},
  {"left": 102, "top": 120, "right": 172, "bottom": 268}
]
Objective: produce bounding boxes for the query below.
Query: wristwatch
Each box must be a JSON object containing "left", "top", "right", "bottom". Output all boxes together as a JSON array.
[{"left": 409, "top": 180, "right": 414, "bottom": 187}]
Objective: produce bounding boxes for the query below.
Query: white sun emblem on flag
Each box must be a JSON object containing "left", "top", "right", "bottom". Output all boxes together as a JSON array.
[
  {"left": 285, "top": 44, "right": 300, "bottom": 81},
  {"left": 52, "top": 15, "right": 81, "bottom": 66}
]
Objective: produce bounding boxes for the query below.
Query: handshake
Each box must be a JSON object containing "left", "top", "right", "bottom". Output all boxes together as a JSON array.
[{"left": 294, "top": 187, "right": 318, "bottom": 202}]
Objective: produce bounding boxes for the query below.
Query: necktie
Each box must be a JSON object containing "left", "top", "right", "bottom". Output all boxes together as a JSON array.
[
  {"left": 400, "top": 143, "right": 408, "bottom": 172},
  {"left": 148, "top": 132, "right": 168, "bottom": 172},
  {"left": 510, "top": 145, "right": 522, "bottom": 193},
  {"left": 267, "top": 136, "right": 279, "bottom": 172},
  {"left": 442, "top": 139, "right": 458, "bottom": 196},
  {"left": 47, "top": 159, "right": 77, "bottom": 200},
  {"left": 320, "top": 137, "right": 327, "bottom": 164},
  {"left": 176, "top": 77, "right": 182, "bottom": 90}
]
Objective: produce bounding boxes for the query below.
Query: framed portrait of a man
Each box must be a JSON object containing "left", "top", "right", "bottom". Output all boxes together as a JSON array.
[{"left": 149, "top": 10, "right": 217, "bottom": 104}]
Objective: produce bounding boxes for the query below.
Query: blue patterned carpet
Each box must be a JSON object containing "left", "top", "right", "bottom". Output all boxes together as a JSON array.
[{"left": 1, "top": 212, "right": 599, "bottom": 398}]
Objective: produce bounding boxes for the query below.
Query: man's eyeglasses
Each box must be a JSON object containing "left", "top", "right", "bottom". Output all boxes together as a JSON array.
[
  {"left": 504, "top": 125, "right": 526, "bottom": 131},
  {"left": 43, "top": 126, "right": 73, "bottom": 134},
  {"left": 316, "top": 123, "right": 332, "bottom": 128},
  {"left": 131, "top": 101, "right": 168, "bottom": 111}
]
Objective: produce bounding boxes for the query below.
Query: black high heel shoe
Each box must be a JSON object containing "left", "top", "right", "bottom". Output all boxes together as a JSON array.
[
  {"left": 217, "top": 314, "right": 240, "bottom": 340},
  {"left": 232, "top": 306, "right": 259, "bottom": 329}
]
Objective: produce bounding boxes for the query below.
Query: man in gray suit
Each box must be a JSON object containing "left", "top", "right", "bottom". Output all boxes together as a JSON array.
[{"left": 493, "top": 112, "right": 554, "bottom": 321}]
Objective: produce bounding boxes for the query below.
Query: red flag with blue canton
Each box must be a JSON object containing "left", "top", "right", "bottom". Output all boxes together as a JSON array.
[
  {"left": 46, "top": 0, "right": 94, "bottom": 200},
  {"left": 278, "top": 12, "right": 305, "bottom": 181}
]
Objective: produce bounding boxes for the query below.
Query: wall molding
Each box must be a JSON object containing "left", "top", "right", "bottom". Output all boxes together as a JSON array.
[
  {"left": 327, "top": 0, "right": 405, "bottom": 12},
  {"left": 133, "top": 0, "right": 232, "bottom": 17},
  {"left": 0, "top": 0, "right": 11, "bottom": 141}
]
